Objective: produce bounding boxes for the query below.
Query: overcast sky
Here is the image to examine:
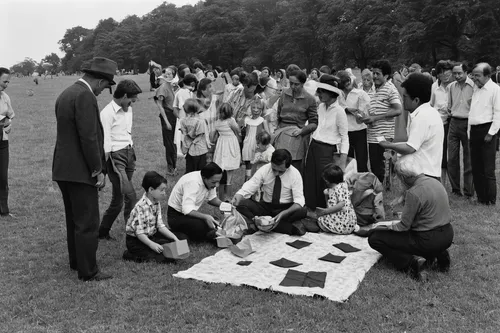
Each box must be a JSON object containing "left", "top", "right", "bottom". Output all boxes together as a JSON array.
[{"left": 2, "top": 0, "right": 200, "bottom": 68}]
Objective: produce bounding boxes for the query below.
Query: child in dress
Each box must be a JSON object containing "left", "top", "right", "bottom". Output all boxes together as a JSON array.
[
  {"left": 251, "top": 131, "right": 275, "bottom": 174},
  {"left": 212, "top": 103, "right": 241, "bottom": 201},
  {"left": 223, "top": 68, "right": 243, "bottom": 103},
  {"left": 180, "top": 99, "right": 209, "bottom": 173},
  {"left": 123, "top": 171, "right": 184, "bottom": 263},
  {"left": 242, "top": 97, "right": 269, "bottom": 181},
  {"left": 316, "top": 164, "right": 357, "bottom": 235}
]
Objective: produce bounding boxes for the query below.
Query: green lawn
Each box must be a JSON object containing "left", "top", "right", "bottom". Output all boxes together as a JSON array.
[{"left": 1, "top": 74, "right": 499, "bottom": 333}]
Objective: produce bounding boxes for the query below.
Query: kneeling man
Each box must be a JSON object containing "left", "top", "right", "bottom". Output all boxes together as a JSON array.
[
  {"left": 368, "top": 154, "right": 454, "bottom": 281},
  {"left": 232, "top": 149, "right": 307, "bottom": 236}
]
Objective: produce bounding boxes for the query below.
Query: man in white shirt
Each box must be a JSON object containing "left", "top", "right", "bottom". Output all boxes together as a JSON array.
[
  {"left": 98, "top": 80, "right": 142, "bottom": 240},
  {"left": 469, "top": 63, "right": 500, "bottom": 205},
  {"left": 167, "top": 162, "right": 224, "bottom": 241},
  {"left": 447, "top": 63, "right": 474, "bottom": 197},
  {"left": 232, "top": 149, "right": 308, "bottom": 236},
  {"left": 379, "top": 73, "right": 444, "bottom": 179}
]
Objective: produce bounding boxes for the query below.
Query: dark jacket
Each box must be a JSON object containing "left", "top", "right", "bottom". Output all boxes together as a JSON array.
[{"left": 52, "top": 81, "right": 106, "bottom": 185}]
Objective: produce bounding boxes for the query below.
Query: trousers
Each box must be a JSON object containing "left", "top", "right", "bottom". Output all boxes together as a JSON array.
[
  {"left": 0, "top": 140, "right": 9, "bottom": 214},
  {"left": 368, "top": 143, "right": 386, "bottom": 183},
  {"left": 348, "top": 129, "right": 368, "bottom": 172},
  {"left": 160, "top": 113, "right": 177, "bottom": 169},
  {"left": 470, "top": 123, "right": 497, "bottom": 204},
  {"left": 57, "top": 181, "right": 100, "bottom": 280},
  {"left": 99, "top": 146, "right": 137, "bottom": 235},
  {"left": 368, "top": 224, "right": 453, "bottom": 270},
  {"left": 168, "top": 206, "right": 212, "bottom": 241},
  {"left": 447, "top": 118, "right": 473, "bottom": 196}
]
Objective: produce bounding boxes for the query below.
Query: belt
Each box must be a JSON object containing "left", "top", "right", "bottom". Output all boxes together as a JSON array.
[
  {"left": 312, "top": 139, "right": 338, "bottom": 151},
  {"left": 112, "top": 144, "right": 133, "bottom": 152},
  {"left": 450, "top": 117, "right": 468, "bottom": 121}
]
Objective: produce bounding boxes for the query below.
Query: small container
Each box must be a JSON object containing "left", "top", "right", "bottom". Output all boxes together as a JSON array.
[
  {"left": 163, "top": 240, "right": 190, "bottom": 259},
  {"left": 216, "top": 236, "right": 233, "bottom": 248}
]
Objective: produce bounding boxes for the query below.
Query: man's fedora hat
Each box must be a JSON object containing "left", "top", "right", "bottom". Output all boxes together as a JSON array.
[{"left": 81, "top": 57, "right": 118, "bottom": 85}]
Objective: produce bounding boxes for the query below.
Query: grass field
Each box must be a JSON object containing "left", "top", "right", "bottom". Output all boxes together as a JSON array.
[{"left": 1, "top": 74, "right": 499, "bottom": 333}]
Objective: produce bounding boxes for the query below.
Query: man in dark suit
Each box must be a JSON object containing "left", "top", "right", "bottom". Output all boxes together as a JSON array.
[{"left": 53, "top": 57, "right": 117, "bottom": 281}]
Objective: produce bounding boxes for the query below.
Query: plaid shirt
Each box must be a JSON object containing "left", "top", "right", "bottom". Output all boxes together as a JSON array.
[{"left": 126, "top": 193, "right": 166, "bottom": 237}]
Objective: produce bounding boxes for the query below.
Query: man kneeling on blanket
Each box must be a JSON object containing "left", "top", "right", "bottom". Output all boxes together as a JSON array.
[
  {"left": 232, "top": 149, "right": 308, "bottom": 236},
  {"left": 368, "top": 154, "right": 454, "bottom": 281}
]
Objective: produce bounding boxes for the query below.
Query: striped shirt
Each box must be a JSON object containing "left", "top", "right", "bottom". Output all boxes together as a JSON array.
[{"left": 366, "top": 81, "right": 401, "bottom": 143}]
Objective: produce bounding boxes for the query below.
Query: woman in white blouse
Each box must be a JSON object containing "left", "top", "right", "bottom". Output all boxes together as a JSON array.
[{"left": 304, "top": 75, "right": 349, "bottom": 210}]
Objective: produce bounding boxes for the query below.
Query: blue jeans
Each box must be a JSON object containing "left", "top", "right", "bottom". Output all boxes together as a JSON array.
[
  {"left": 99, "top": 146, "right": 137, "bottom": 235},
  {"left": 447, "top": 118, "right": 473, "bottom": 196}
]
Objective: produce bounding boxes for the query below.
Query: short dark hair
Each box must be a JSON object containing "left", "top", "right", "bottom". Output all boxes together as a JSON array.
[
  {"left": 218, "top": 103, "right": 233, "bottom": 120},
  {"left": 335, "top": 70, "right": 351, "bottom": 90},
  {"left": 319, "top": 65, "right": 331, "bottom": 75},
  {"left": 0, "top": 67, "right": 10, "bottom": 77},
  {"left": 193, "top": 61, "right": 204, "bottom": 70},
  {"left": 322, "top": 164, "right": 344, "bottom": 184},
  {"left": 371, "top": 60, "right": 392, "bottom": 76},
  {"left": 204, "top": 69, "right": 217, "bottom": 78},
  {"left": 183, "top": 98, "right": 201, "bottom": 114},
  {"left": 178, "top": 64, "right": 190, "bottom": 78},
  {"left": 196, "top": 78, "right": 212, "bottom": 98},
  {"left": 167, "top": 65, "right": 177, "bottom": 77},
  {"left": 256, "top": 131, "right": 271, "bottom": 145},
  {"left": 435, "top": 60, "right": 454, "bottom": 74},
  {"left": 453, "top": 62, "right": 469, "bottom": 73},
  {"left": 230, "top": 67, "right": 243, "bottom": 78},
  {"left": 113, "top": 79, "right": 142, "bottom": 99},
  {"left": 286, "top": 64, "right": 301, "bottom": 78},
  {"left": 201, "top": 162, "right": 223, "bottom": 179},
  {"left": 271, "top": 149, "right": 292, "bottom": 168},
  {"left": 241, "top": 71, "right": 259, "bottom": 87},
  {"left": 182, "top": 73, "right": 198, "bottom": 88},
  {"left": 290, "top": 70, "right": 307, "bottom": 84},
  {"left": 261, "top": 66, "right": 271, "bottom": 73},
  {"left": 142, "top": 171, "right": 167, "bottom": 191},
  {"left": 401, "top": 73, "right": 433, "bottom": 104}
]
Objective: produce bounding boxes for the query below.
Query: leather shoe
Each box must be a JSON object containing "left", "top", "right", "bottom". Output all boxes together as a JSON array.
[
  {"left": 98, "top": 233, "right": 116, "bottom": 241},
  {"left": 436, "top": 250, "right": 451, "bottom": 272},
  {"left": 82, "top": 271, "right": 112, "bottom": 282},
  {"left": 408, "top": 256, "right": 427, "bottom": 281},
  {"left": 291, "top": 221, "right": 307, "bottom": 236}
]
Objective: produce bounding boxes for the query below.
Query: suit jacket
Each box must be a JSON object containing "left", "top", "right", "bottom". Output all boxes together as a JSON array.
[{"left": 52, "top": 81, "right": 106, "bottom": 186}]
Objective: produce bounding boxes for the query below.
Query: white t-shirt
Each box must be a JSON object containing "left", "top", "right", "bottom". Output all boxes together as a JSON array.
[{"left": 406, "top": 103, "right": 444, "bottom": 177}]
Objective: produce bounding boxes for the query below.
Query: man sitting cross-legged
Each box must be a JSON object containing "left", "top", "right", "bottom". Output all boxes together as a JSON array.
[{"left": 232, "top": 149, "right": 308, "bottom": 236}]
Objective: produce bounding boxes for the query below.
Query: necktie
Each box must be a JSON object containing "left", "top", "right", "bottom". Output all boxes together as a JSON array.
[{"left": 272, "top": 176, "right": 281, "bottom": 205}]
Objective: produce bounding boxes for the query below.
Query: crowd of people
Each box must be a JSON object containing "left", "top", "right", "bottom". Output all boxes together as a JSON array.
[{"left": 1, "top": 54, "right": 498, "bottom": 283}]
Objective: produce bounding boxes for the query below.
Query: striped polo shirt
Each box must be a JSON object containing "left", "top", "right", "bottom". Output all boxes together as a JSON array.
[{"left": 366, "top": 81, "right": 401, "bottom": 143}]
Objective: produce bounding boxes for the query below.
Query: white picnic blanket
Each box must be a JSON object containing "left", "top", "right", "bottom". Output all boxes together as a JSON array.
[{"left": 173, "top": 232, "right": 381, "bottom": 302}]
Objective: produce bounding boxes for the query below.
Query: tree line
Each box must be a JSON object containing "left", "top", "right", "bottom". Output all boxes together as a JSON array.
[{"left": 10, "top": 0, "right": 500, "bottom": 75}]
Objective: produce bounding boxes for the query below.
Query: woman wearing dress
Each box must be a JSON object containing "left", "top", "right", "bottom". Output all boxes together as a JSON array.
[
  {"left": 304, "top": 74, "right": 349, "bottom": 210},
  {"left": 212, "top": 103, "right": 241, "bottom": 201},
  {"left": 273, "top": 69, "right": 318, "bottom": 174}
]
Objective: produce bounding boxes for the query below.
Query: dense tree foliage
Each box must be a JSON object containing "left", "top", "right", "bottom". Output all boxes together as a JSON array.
[{"left": 11, "top": 0, "right": 500, "bottom": 75}]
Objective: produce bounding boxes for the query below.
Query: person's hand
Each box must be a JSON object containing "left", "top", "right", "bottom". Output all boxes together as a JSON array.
[
  {"left": 163, "top": 117, "right": 172, "bottom": 130},
  {"left": 485, "top": 134, "right": 494, "bottom": 143},
  {"left": 204, "top": 215, "right": 218, "bottom": 229},
  {"left": 290, "top": 128, "right": 302, "bottom": 137},
  {"left": 315, "top": 207, "right": 327, "bottom": 217},
  {"left": 345, "top": 107, "right": 357, "bottom": 115},
  {"left": 3, "top": 123, "right": 11, "bottom": 134},
  {"left": 273, "top": 211, "right": 285, "bottom": 224},
  {"left": 231, "top": 194, "right": 244, "bottom": 206},
  {"left": 149, "top": 242, "right": 164, "bottom": 253},
  {"left": 96, "top": 173, "right": 106, "bottom": 189},
  {"left": 378, "top": 141, "right": 391, "bottom": 149},
  {"left": 362, "top": 115, "right": 376, "bottom": 124}
]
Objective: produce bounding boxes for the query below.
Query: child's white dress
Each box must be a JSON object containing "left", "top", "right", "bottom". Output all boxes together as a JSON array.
[
  {"left": 318, "top": 182, "right": 357, "bottom": 234},
  {"left": 213, "top": 118, "right": 241, "bottom": 171},
  {"left": 242, "top": 116, "right": 265, "bottom": 162}
]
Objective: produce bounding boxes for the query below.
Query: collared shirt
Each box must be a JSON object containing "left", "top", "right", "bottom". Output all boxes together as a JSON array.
[
  {"left": 311, "top": 101, "right": 349, "bottom": 154},
  {"left": 392, "top": 175, "right": 451, "bottom": 232},
  {"left": 180, "top": 115, "right": 209, "bottom": 156},
  {"left": 78, "top": 78, "right": 92, "bottom": 92},
  {"left": 236, "top": 163, "right": 305, "bottom": 206},
  {"left": 100, "top": 100, "right": 133, "bottom": 153},
  {"left": 338, "top": 88, "right": 370, "bottom": 131},
  {"left": 156, "top": 81, "right": 175, "bottom": 113},
  {"left": 173, "top": 88, "right": 194, "bottom": 119},
  {"left": 406, "top": 103, "right": 444, "bottom": 178},
  {"left": 126, "top": 193, "right": 166, "bottom": 237},
  {"left": 278, "top": 88, "right": 318, "bottom": 128},
  {"left": 366, "top": 81, "right": 401, "bottom": 143},
  {"left": 430, "top": 81, "right": 451, "bottom": 124},
  {"left": 469, "top": 79, "right": 500, "bottom": 135},
  {"left": 167, "top": 171, "right": 217, "bottom": 215},
  {"left": 0, "top": 91, "right": 15, "bottom": 141},
  {"left": 447, "top": 78, "right": 474, "bottom": 119}
]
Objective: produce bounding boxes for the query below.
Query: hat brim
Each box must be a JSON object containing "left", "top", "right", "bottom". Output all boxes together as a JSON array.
[
  {"left": 316, "top": 82, "right": 343, "bottom": 96},
  {"left": 82, "top": 69, "right": 116, "bottom": 85}
]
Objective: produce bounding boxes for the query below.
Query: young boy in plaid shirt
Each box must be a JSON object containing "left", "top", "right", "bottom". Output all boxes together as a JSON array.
[{"left": 123, "top": 171, "right": 186, "bottom": 263}]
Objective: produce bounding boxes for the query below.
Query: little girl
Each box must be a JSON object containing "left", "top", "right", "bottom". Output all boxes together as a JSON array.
[
  {"left": 212, "top": 103, "right": 241, "bottom": 201},
  {"left": 316, "top": 164, "right": 357, "bottom": 234},
  {"left": 250, "top": 131, "right": 275, "bottom": 174},
  {"left": 180, "top": 99, "right": 209, "bottom": 173},
  {"left": 242, "top": 97, "right": 269, "bottom": 180}
]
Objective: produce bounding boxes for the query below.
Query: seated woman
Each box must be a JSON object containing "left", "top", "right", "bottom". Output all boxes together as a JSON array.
[
  {"left": 167, "top": 162, "right": 224, "bottom": 241},
  {"left": 368, "top": 155, "right": 454, "bottom": 281}
]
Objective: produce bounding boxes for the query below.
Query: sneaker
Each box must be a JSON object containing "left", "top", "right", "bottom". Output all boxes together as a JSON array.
[{"left": 436, "top": 250, "right": 451, "bottom": 272}]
